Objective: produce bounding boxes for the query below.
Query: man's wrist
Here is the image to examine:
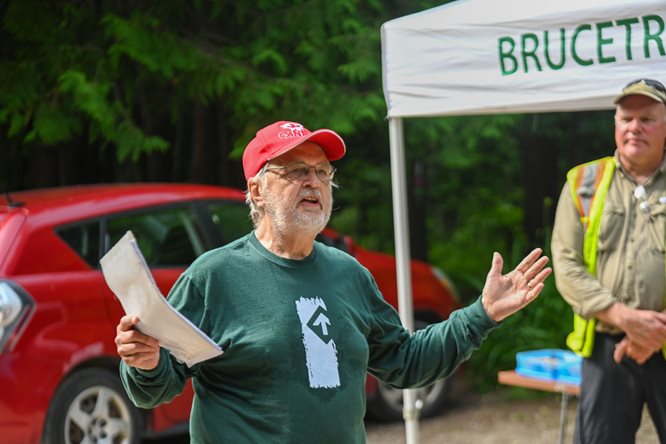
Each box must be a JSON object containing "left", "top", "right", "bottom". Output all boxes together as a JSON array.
[{"left": 596, "top": 302, "right": 628, "bottom": 329}]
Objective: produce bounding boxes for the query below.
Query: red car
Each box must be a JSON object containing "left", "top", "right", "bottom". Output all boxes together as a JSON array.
[{"left": 0, "top": 183, "right": 459, "bottom": 444}]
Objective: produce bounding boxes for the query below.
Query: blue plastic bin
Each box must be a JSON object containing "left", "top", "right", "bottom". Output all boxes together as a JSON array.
[{"left": 515, "top": 349, "right": 582, "bottom": 385}]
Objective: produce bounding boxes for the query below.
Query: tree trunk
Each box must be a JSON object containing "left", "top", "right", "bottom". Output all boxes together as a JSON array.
[{"left": 409, "top": 159, "right": 428, "bottom": 261}]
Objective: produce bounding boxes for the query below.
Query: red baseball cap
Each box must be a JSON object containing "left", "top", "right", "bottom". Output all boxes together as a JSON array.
[{"left": 242, "top": 121, "right": 346, "bottom": 180}]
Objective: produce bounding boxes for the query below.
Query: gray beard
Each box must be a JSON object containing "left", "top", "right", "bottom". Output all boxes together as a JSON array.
[{"left": 264, "top": 188, "right": 331, "bottom": 237}]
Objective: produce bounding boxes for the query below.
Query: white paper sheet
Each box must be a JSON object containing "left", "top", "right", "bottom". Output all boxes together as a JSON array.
[{"left": 100, "top": 231, "right": 222, "bottom": 367}]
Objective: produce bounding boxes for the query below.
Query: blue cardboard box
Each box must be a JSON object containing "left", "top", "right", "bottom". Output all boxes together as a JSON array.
[{"left": 515, "top": 349, "right": 582, "bottom": 385}]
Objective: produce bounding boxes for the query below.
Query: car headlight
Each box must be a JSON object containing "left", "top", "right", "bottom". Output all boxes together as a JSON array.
[{"left": 0, "top": 281, "right": 33, "bottom": 352}]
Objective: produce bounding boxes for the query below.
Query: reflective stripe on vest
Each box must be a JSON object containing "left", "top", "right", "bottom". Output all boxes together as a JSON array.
[{"left": 565, "top": 157, "right": 615, "bottom": 357}]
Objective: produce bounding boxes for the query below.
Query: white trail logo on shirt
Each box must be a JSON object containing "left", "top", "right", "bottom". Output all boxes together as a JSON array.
[{"left": 295, "top": 297, "right": 340, "bottom": 388}]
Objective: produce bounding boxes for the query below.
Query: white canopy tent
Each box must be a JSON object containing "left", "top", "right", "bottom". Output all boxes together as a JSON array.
[{"left": 380, "top": 0, "right": 666, "bottom": 442}]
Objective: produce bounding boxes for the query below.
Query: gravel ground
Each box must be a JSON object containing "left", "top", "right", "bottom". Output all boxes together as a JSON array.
[
  {"left": 365, "top": 388, "right": 660, "bottom": 444},
  {"left": 151, "top": 382, "right": 660, "bottom": 444}
]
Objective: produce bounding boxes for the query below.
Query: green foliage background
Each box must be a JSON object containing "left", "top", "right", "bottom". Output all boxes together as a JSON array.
[{"left": 0, "top": 0, "right": 619, "bottom": 388}]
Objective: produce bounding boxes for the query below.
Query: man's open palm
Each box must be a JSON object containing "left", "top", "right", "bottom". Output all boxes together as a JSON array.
[{"left": 481, "top": 248, "right": 552, "bottom": 322}]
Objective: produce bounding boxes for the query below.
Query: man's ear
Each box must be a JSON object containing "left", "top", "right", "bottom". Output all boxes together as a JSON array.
[{"left": 248, "top": 178, "right": 264, "bottom": 207}]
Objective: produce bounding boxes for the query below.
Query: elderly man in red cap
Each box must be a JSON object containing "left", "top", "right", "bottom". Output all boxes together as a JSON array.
[{"left": 115, "top": 120, "right": 551, "bottom": 443}]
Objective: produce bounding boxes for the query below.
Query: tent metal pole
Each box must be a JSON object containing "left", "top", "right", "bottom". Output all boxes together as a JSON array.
[{"left": 388, "top": 117, "right": 420, "bottom": 444}]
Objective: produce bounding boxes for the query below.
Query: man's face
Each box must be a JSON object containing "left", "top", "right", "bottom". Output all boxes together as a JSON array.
[
  {"left": 260, "top": 142, "right": 333, "bottom": 236},
  {"left": 614, "top": 95, "right": 666, "bottom": 168}
]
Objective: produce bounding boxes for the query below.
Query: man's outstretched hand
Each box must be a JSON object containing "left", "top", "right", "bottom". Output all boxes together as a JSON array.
[{"left": 481, "top": 248, "right": 552, "bottom": 323}]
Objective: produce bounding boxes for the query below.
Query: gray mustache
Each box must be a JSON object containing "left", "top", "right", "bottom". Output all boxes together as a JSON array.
[{"left": 298, "top": 190, "right": 322, "bottom": 200}]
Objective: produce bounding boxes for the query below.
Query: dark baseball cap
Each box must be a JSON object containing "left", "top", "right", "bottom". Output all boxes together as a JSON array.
[{"left": 613, "top": 78, "right": 666, "bottom": 105}]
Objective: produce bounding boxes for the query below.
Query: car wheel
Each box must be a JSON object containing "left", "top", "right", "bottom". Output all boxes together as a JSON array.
[
  {"left": 366, "top": 318, "right": 454, "bottom": 422},
  {"left": 43, "top": 368, "right": 143, "bottom": 444}
]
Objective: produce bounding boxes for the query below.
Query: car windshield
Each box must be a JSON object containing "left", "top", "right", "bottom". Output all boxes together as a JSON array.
[
  {"left": 206, "top": 202, "right": 252, "bottom": 245},
  {"left": 104, "top": 206, "right": 205, "bottom": 268}
]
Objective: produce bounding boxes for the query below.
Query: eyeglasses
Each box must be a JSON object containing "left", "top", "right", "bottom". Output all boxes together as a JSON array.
[
  {"left": 264, "top": 162, "right": 337, "bottom": 183},
  {"left": 624, "top": 78, "right": 666, "bottom": 102},
  {"left": 625, "top": 78, "right": 666, "bottom": 93}
]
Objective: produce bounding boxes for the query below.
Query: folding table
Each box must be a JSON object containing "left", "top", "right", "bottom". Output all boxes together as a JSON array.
[{"left": 498, "top": 370, "right": 580, "bottom": 444}]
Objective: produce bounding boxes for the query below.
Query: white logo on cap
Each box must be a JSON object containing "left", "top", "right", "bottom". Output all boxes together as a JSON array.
[{"left": 279, "top": 122, "right": 309, "bottom": 139}]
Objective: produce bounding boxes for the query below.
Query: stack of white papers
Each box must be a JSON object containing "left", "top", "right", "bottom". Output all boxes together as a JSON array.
[{"left": 100, "top": 231, "right": 222, "bottom": 367}]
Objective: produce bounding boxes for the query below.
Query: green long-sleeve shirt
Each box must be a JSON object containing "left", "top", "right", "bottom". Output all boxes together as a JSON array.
[{"left": 120, "top": 232, "right": 497, "bottom": 443}]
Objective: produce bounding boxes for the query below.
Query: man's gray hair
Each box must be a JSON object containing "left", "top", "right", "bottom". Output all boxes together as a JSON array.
[{"left": 245, "top": 164, "right": 269, "bottom": 229}]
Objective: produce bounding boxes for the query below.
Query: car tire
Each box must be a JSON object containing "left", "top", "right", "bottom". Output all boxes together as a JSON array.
[
  {"left": 43, "top": 368, "right": 143, "bottom": 444},
  {"left": 366, "top": 318, "right": 454, "bottom": 422}
]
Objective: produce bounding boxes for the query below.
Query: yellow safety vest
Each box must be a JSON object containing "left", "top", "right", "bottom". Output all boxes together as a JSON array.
[{"left": 565, "top": 156, "right": 666, "bottom": 359}]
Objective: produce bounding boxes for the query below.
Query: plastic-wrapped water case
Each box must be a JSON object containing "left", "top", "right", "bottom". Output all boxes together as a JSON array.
[{"left": 515, "top": 349, "right": 582, "bottom": 385}]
